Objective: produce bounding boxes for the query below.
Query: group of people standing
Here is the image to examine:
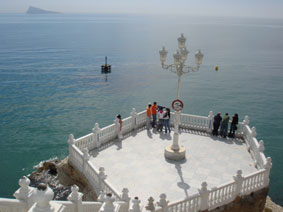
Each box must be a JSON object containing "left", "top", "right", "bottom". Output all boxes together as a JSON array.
[
  {"left": 212, "top": 112, "right": 239, "bottom": 138},
  {"left": 146, "top": 102, "right": 171, "bottom": 134}
]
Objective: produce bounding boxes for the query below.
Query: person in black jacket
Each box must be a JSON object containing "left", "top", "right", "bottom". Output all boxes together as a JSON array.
[
  {"left": 212, "top": 112, "right": 222, "bottom": 136},
  {"left": 229, "top": 113, "right": 239, "bottom": 138}
]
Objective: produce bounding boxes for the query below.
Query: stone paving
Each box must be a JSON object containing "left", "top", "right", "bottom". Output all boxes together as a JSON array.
[{"left": 89, "top": 127, "right": 257, "bottom": 205}]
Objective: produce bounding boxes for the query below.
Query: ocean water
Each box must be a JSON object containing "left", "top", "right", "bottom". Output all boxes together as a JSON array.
[{"left": 0, "top": 14, "right": 282, "bottom": 205}]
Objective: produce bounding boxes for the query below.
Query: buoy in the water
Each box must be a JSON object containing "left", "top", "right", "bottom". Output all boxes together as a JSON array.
[{"left": 215, "top": 66, "right": 219, "bottom": 71}]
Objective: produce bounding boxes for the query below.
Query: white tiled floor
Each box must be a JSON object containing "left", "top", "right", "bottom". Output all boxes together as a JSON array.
[{"left": 89, "top": 127, "right": 257, "bottom": 205}]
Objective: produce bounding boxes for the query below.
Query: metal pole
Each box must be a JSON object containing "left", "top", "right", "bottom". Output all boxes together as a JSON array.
[{"left": 177, "top": 76, "right": 181, "bottom": 100}]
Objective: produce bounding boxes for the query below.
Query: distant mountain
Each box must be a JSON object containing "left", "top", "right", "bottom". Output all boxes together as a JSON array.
[{"left": 26, "top": 6, "right": 60, "bottom": 14}]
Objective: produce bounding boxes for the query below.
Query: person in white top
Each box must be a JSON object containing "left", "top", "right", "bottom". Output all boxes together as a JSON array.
[{"left": 157, "top": 107, "right": 165, "bottom": 132}]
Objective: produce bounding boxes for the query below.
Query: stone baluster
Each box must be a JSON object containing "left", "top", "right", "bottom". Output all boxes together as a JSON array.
[
  {"left": 264, "top": 157, "right": 272, "bottom": 186},
  {"left": 199, "top": 182, "right": 209, "bottom": 211},
  {"left": 92, "top": 123, "right": 101, "bottom": 148},
  {"left": 145, "top": 197, "right": 155, "bottom": 212},
  {"left": 207, "top": 111, "right": 214, "bottom": 133},
  {"left": 131, "top": 108, "right": 138, "bottom": 130},
  {"left": 130, "top": 197, "right": 141, "bottom": 212},
  {"left": 29, "top": 183, "right": 54, "bottom": 212},
  {"left": 121, "top": 188, "right": 130, "bottom": 210},
  {"left": 99, "top": 167, "right": 107, "bottom": 191},
  {"left": 67, "top": 185, "right": 83, "bottom": 212},
  {"left": 258, "top": 140, "right": 265, "bottom": 152},
  {"left": 233, "top": 170, "right": 244, "bottom": 196},
  {"left": 98, "top": 190, "right": 106, "bottom": 203},
  {"left": 157, "top": 194, "right": 169, "bottom": 212},
  {"left": 82, "top": 148, "right": 90, "bottom": 172},
  {"left": 243, "top": 116, "right": 249, "bottom": 125},
  {"left": 14, "top": 176, "right": 34, "bottom": 210},
  {"left": 251, "top": 127, "right": 257, "bottom": 137},
  {"left": 100, "top": 193, "right": 115, "bottom": 212}
]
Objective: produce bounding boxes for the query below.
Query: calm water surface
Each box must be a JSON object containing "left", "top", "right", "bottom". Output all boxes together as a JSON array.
[{"left": 0, "top": 14, "right": 282, "bottom": 205}]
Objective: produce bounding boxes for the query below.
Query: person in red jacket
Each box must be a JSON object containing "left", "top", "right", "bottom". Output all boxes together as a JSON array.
[
  {"left": 146, "top": 103, "right": 152, "bottom": 130},
  {"left": 151, "top": 102, "right": 157, "bottom": 128}
]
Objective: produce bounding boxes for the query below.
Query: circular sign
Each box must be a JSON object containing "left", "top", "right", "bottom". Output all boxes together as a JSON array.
[{"left": 172, "top": 99, "right": 184, "bottom": 111}]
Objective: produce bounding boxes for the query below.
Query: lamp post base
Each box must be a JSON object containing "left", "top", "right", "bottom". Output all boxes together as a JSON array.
[{"left": 164, "top": 145, "right": 186, "bottom": 161}]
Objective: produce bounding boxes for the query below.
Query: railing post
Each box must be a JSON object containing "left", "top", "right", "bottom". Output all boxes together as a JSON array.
[
  {"left": 157, "top": 193, "right": 169, "bottom": 212},
  {"left": 67, "top": 185, "right": 83, "bottom": 212},
  {"left": 100, "top": 193, "right": 115, "bottom": 212},
  {"left": 29, "top": 183, "right": 54, "bottom": 212},
  {"left": 82, "top": 148, "right": 90, "bottom": 172},
  {"left": 146, "top": 197, "right": 155, "bottom": 212},
  {"left": 251, "top": 127, "right": 257, "bottom": 137},
  {"left": 131, "top": 108, "right": 138, "bottom": 130},
  {"left": 243, "top": 115, "right": 250, "bottom": 125},
  {"left": 98, "top": 190, "right": 106, "bottom": 203},
  {"left": 99, "top": 167, "right": 107, "bottom": 191},
  {"left": 14, "top": 176, "right": 34, "bottom": 210},
  {"left": 68, "top": 134, "right": 75, "bottom": 155},
  {"left": 93, "top": 123, "right": 101, "bottom": 148},
  {"left": 207, "top": 111, "right": 214, "bottom": 133},
  {"left": 199, "top": 182, "right": 209, "bottom": 211},
  {"left": 233, "top": 170, "right": 244, "bottom": 196},
  {"left": 264, "top": 157, "right": 272, "bottom": 186},
  {"left": 258, "top": 140, "right": 265, "bottom": 152},
  {"left": 121, "top": 188, "right": 130, "bottom": 210},
  {"left": 130, "top": 197, "right": 141, "bottom": 212}
]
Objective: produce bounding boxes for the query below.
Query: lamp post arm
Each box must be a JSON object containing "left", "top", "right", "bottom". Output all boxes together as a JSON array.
[
  {"left": 181, "top": 65, "right": 200, "bottom": 74},
  {"left": 161, "top": 63, "right": 178, "bottom": 74}
]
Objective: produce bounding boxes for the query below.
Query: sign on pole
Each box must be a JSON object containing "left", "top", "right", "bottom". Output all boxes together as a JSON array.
[{"left": 172, "top": 99, "right": 184, "bottom": 111}]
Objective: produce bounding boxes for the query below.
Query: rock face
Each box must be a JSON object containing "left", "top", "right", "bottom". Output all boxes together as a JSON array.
[
  {"left": 29, "top": 159, "right": 72, "bottom": 200},
  {"left": 28, "top": 158, "right": 97, "bottom": 201},
  {"left": 265, "top": 196, "right": 283, "bottom": 212},
  {"left": 26, "top": 6, "right": 60, "bottom": 14},
  {"left": 57, "top": 158, "right": 97, "bottom": 201}
]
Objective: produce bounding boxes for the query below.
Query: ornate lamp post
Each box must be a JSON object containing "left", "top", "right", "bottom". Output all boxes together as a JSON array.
[{"left": 159, "top": 33, "right": 204, "bottom": 161}]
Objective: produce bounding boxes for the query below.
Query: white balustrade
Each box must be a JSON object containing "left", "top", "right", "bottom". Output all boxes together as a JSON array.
[
  {"left": 75, "top": 133, "right": 95, "bottom": 150},
  {"left": 66, "top": 109, "right": 271, "bottom": 212},
  {"left": 242, "top": 124, "right": 267, "bottom": 168},
  {"left": 69, "top": 144, "right": 84, "bottom": 173},
  {"left": 135, "top": 111, "right": 147, "bottom": 128},
  {"left": 0, "top": 198, "right": 26, "bottom": 212},
  {"left": 240, "top": 169, "right": 266, "bottom": 195},
  {"left": 180, "top": 114, "right": 208, "bottom": 131},
  {"left": 100, "top": 124, "right": 117, "bottom": 145},
  {"left": 81, "top": 202, "right": 103, "bottom": 212},
  {"left": 167, "top": 193, "right": 200, "bottom": 212},
  {"left": 122, "top": 117, "right": 133, "bottom": 135},
  {"left": 208, "top": 181, "right": 236, "bottom": 210}
]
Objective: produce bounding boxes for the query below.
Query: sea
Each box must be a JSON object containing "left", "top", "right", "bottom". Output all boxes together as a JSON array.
[{"left": 0, "top": 13, "right": 282, "bottom": 205}]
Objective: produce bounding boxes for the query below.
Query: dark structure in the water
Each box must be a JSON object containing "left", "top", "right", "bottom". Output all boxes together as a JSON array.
[{"left": 101, "top": 56, "right": 111, "bottom": 73}]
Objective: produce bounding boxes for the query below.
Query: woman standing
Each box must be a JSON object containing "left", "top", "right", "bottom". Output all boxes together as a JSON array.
[
  {"left": 220, "top": 113, "right": 230, "bottom": 138},
  {"left": 164, "top": 108, "right": 171, "bottom": 134},
  {"left": 116, "top": 114, "right": 123, "bottom": 139}
]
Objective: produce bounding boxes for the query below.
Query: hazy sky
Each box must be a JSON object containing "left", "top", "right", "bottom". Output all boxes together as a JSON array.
[{"left": 1, "top": 0, "right": 283, "bottom": 19}]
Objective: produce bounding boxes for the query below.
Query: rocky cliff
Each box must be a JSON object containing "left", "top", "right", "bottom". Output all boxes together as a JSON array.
[{"left": 26, "top": 6, "right": 60, "bottom": 14}]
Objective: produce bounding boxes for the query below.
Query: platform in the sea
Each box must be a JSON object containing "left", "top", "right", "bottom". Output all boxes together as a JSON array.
[{"left": 89, "top": 127, "right": 257, "bottom": 203}]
